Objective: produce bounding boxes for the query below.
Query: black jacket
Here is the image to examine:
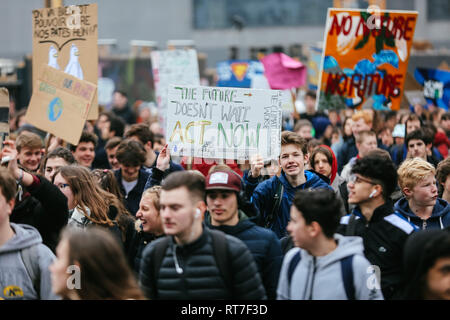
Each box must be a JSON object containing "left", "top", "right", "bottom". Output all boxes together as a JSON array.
[
  {"left": 337, "top": 201, "right": 416, "bottom": 300},
  {"left": 115, "top": 168, "right": 150, "bottom": 216},
  {"left": 204, "top": 210, "right": 282, "bottom": 300},
  {"left": 126, "top": 224, "right": 162, "bottom": 275},
  {"left": 10, "top": 175, "right": 69, "bottom": 253},
  {"left": 139, "top": 227, "right": 266, "bottom": 300}
]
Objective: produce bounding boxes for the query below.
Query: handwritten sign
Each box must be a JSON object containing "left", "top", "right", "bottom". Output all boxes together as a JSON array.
[
  {"left": 414, "top": 68, "right": 450, "bottom": 110},
  {"left": 151, "top": 49, "right": 200, "bottom": 134},
  {"left": 25, "top": 65, "right": 97, "bottom": 145},
  {"left": 166, "top": 85, "right": 282, "bottom": 161},
  {"left": 0, "top": 88, "right": 9, "bottom": 144},
  {"left": 32, "top": 3, "right": 98, "bottom": 119},
  {"left": 317, "top": 8, "right": 418, "bottom": 111},
  {"left": 261, "top": 52, "right": 307, "bottom": 90},
  {"left": 216, "top": 60, "right": 265, "bottom": 88}
]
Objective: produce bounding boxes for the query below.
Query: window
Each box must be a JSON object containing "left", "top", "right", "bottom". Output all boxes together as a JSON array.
[{"left": 427, "top": 0, "right": 450, "bottom": 21}]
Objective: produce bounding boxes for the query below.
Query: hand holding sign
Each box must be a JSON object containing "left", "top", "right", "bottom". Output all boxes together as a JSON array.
[
  {"left": 250, "top": 154, "right": 264, "bottom": 178},
  {"left": 156, "top": 144, "right": 170, "bottom": 172}
]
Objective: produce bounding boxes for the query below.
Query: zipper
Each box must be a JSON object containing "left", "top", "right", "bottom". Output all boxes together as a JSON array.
[
  {"left": 308, "top": 257, "right": 317, "bottom": 300},
  {"left": 422, "top": 219, "right": 427, "bottom": 229}
]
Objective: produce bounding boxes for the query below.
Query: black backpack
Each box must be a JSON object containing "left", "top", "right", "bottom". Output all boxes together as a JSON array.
[
  {"left": 263, "top": 178, "right": 284, "bottom": 229},
  {"left": 150, "top": 229, "right": 233, "bottom": 296}
]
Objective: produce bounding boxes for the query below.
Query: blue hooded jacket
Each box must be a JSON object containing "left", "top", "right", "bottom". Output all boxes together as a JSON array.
[
  {"left": 251, "top": 170, "right": 332, "bottom": 239},
  {"left": 394, "top": 197, "right": 450, "bottom": 230}
]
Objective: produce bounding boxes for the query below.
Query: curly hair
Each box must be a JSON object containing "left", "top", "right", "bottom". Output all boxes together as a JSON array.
[{"left": 351, "top": 153, "right": 398, "bottom": 200}]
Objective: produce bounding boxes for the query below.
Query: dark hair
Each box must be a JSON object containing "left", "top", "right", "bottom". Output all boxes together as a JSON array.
[
  {"left": 39, "top": 147, "right": 77, "bottom": 176},
  {"left": 310, "top": 146, "right": 333, "bottom": 170},
  {"left": 305, "top": 90, "right": 316, "bottom": 100},
  {"left": 0, "top": 167, "right": 17, "bottom": 202},
  {"left": 436, "top": 158, "right": 450, "bottom": 197},
  {"left": 406, "top": 129, "right": 430, "bottom": 147},
  {"left": 405, "top": 114, "right": 423, "bottom": 136},
  {"left": 91, "top": 169, "right": 125, "bottom": 202},
  {"left": 105, "top": 136, "right": 122, "bottom": 150},
  {"left": 61, "top": 227, "right": 145, "bottom": 300},
  {"left": 294, "top": 119, "right": 313, "bottom": 133},
  {"left": 109, "top": 115, "right": 125, "bottom": 137},
  {"left": 161, "top": 171, "right": 205, "bottom": 203},
  {"left": 125, "top": 123, "right": 154, "bottom": 145},
  {"left": 115, "top": 139, "right": 147, "bottom": 167},
  {"left": 69, "top": 131, "right": 98, "bottom": 152},
  {"left": 114, "top": 90, "right": 128, "bottom": 99},
  {"left": 441, "top": 112, "right": 450, "bottom": 122},
  {"left": 402, "top": 229, "right": 450, "bottom": 299},
  {"left": 351, "top": 153, "right": 398, "bottom": 200},
  {"left": 292, "top": 189, "right": 342, "bottom": 238},
  {"left": 154, "top": 133, "right": 165, "bottom": 144},
  {"left": 281, "top": 130, "right": 308, "bottom": 155}
]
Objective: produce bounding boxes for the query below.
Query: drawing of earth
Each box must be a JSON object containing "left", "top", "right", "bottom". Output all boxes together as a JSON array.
[{"left": 47, "top": 97, "right": 63, "bottom": 122}]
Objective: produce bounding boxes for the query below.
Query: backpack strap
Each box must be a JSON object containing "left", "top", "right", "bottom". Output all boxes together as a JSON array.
[
  {"left": 209, "top": 229, "right": 233, "bottom": 296},
  {"left": 151, "top": 236, "right": 171, "bottom": 297},
  {"left": 264, "top": 179, "right": 284, "bottom": 229},
  {"left": 20, "top": 245, "right": 41, "bottom": 299},
  {"left": 287, "top": 251, "right": 301, "bottom": 288},
  {"left": 340, "top": 255, "right": 355, "bottom": 300},
  {"left": 345, "top": 214, "right": 358, "bottom": 236}
]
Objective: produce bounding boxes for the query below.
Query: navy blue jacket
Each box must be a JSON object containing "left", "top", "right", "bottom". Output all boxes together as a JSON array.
[
  {"left": 115, "top": 168, "right": 150, "bottom": 216},
  {"left": 394, "top": 197, "right": 450, "bottom": 230},
  {"left": 143, "top": 151, "right": 184, "bottom": 190},
  {"left": 251, "top": 170, "right": 331, "bottom": 239},
  {"left": 205, "top": 210, "right": 282, "bottom": 300}
]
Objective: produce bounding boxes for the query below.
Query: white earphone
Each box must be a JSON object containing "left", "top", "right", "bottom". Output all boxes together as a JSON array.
[
  {"left": 195, "top": 208, "right": 201, "bottom": 219},
  {"left": 369, "top": 190, "right": 377, "bottom": 198}
]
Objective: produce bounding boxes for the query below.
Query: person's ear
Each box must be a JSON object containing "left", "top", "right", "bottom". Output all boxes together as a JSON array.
[
  {"left": 7, "top": 198, "right": 15, "bottom": 216},
  {"left": 309, "top": 221, "right": 321, "bottom": 238},
  {"left": 402, "top": 186, "right": 413, "bottom": 198},
  {"left": 303, "top": 152, "right": 309, "bottom": 165}
]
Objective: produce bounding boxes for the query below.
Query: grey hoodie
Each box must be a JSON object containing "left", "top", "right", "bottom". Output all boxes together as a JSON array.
[
  {"left": 277, "top": 234, "right": 384, "bottom": 300},
  {"left": 0, "top": 223, "right": 60, "bottom": 300}
]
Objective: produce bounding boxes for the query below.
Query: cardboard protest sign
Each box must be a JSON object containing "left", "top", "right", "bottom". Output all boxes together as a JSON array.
[
  {"left": 32, "top": 3, "right": 98, "bottom": 120},
  {"left": 216, "top": 60, "right": 265, "bottom": 88},
  {"left": 317, "top": 8, "right": 418, "bottom": 111},
  {"left": 307, "top": 47, "right": 323, "bottom": 90},
  {"left": 166, "top": 85, "right": 282, "bottom": 161},
  {"left": 404, "top": 90, "right": 427, "bottom": 107},
  {"left": 25, "top": 65, "right": 96, "bottom": 145},
  {"left": 414, "top": 68, "right": 450, "bottom": 110},
  {"left": 261, "top": 52, "right": 307, "bottom": 90},
  {"left": 151, "top": 49, "right": 200, "bottom": 134},
  {"left": 0, "top": 88, "right": 9, "bottom": 144}
]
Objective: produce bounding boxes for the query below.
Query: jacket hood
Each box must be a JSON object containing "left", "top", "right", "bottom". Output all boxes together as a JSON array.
[
  {"left": 205, "top": 210, "right": 255, "bottom": 236},
  {"left": 434, "top": 131, "right": 450, "bottom": 147},
  {"left": 279, "top": 170, "right": 329, "bottom": 191},
  {"left": 0, "top": 223, "right": 42, "bottom": 254},
  {"left": 394, "top": 197, "right": 450, "bottom": 219},
  {"left": 320, "top": 144, "right": 338, "bottom": 184},
  {"left": 302, "top": 233, "right": 365, "bottom": 268}
]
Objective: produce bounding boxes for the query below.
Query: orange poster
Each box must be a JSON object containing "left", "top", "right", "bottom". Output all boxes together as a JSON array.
[{"left": 317, "top": 8, "right": 418, "bottom": 111}]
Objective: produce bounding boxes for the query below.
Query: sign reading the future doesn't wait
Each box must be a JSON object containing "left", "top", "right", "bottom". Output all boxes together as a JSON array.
[
  {"left": 32, "top": 3, "right": 98, "bottom": 120},
  {"left": 166, "top": 85, "right": 282, "bottom": 161},
  {"left": 317, "top": 8, "right": 418, "bottom": 111},
  {"left": 25, "top": 65, "right": 97, "bottom": 145}
]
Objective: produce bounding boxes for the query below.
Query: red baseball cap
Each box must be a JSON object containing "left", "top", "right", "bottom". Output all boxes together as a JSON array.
[{"left": 205, "top": 171, "right": 242, "bottom": 192}]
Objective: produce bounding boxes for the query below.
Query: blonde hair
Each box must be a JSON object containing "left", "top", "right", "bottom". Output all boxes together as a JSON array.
[{"left": 397, "top": 157, "right": 436, "bottom": 191}]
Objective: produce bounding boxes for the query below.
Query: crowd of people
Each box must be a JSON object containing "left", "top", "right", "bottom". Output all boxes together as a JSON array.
[{"left": 1, "top": 88, "right": 450, "bottom": 301}]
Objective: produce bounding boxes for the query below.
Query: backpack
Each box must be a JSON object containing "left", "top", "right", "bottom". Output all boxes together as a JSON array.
[
  {"left": 20, "top": 245, "right": 41, "bottom": 299},
  {"left": 287, "top": 250, "right": 356, "bottom": 300},
  {"left": 263, "top": 178, "right": 284, "bottom": 229},
  {"left": 150, "top": 229, "right": 233, "bottom": 296}
]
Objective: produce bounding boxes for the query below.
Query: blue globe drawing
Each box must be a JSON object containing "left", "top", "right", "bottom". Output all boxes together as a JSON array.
[{"left": 47, "top": 97, "right": 63, "bottom": 122}]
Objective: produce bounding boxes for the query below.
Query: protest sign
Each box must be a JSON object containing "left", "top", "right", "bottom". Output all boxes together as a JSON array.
[
  {"left": 151, "top": 49, "right": 200, "bottom": 134},
  {"left": 216, "top": 60, "right": 265, "bottom": 88},
  {"left": 261, "top": 52, "right": 307, "bottom": 90},
  {"left": 32, "top": 3, "right": 98, "bottom": 120},
  {"left": 317, "top": 8, "right": 418, "bottom": 111},
  {"left": 166, "top": 85, "right": 282, "bottom": 161},
  {"left": 0, "top": 88, "right": 9, "bottom": 147},
  {"left": 25, "top": 65, "right": 97, "bottom": 145},
  {"left": 414, "top": 68, "right": 450, "bottom": 110},
  {"left": 307, "top": 47, "right": 323, "bottom": 90}
]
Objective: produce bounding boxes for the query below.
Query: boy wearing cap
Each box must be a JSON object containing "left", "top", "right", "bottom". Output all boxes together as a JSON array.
[
  {"left": 250, "top": 131, "right": 331, "bottom": 239},
  {"left": 204, "top": 168, "right": 283, "bottom": 299}
]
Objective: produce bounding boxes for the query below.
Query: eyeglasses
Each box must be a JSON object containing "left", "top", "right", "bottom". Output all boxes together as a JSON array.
[
  {"left": 56, "top": 183, "right": 70, "bottom": 189},
  {"left": 348, "top": 174, "right": 376, "bottom": 185}
]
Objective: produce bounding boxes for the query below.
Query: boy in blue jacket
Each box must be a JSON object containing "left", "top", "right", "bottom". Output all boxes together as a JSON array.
[
  {"left": 395, "top": 157, "right": 450, "bottom": 230},
  {"left": 250, "top": 131, "right": 331, "bottom": 239}
]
